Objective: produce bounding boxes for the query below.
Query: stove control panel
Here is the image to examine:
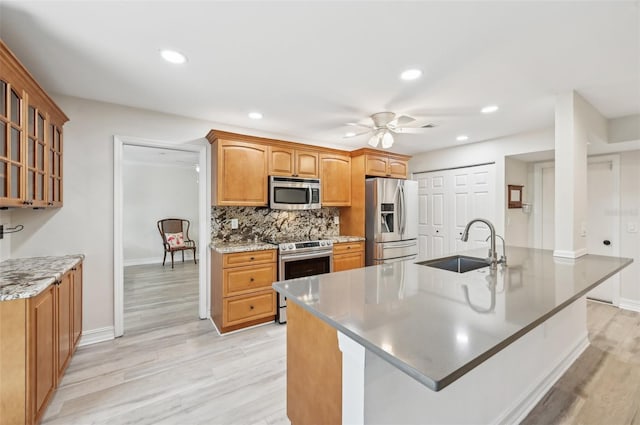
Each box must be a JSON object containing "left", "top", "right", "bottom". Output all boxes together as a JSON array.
[{"left": 279, "top": 239, "right": 334, "bottom": 252}]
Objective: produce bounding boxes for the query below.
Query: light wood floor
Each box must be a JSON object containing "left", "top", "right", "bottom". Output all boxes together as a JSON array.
[
  {"left": 42, "top": 262, "right": 288, "bottom": 425},
  {"left": 522, "top": 301, "right": 640, "bottom": 425},
  {"left": 41, "top": 263, "right": 638, "bottom": 424}
]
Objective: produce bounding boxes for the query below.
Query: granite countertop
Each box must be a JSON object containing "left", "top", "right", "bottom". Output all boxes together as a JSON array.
[
  {"left": 210, "top": 235, "right": 365, "bottom": 254},
  {"left": 326, "top": 235, "right": 366, "bottom": 243},
  {"left": 273, "top": 246, "right": 632, "bottom": 391},
  {"left": 0, "top": 255, "right": 85, "bottom": 301},
  {"left": 210, "top": 240, "right": 277, "bottom": 254}
]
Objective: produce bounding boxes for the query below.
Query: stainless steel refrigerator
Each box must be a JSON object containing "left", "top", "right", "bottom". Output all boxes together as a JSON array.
[{"left": 365, "top": 178, "right": 418, "bottom": 265}]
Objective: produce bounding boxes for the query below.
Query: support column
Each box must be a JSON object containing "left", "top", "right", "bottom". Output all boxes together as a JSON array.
[{"left": 553, "top": 91, "right": 606, "bottom": 258}]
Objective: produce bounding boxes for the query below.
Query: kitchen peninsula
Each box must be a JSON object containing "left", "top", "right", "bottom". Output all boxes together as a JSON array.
[{"left": 274, "top": 247, "right": 632, "bottom": 424}]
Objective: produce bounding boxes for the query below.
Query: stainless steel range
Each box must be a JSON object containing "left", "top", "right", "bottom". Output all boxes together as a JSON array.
[{"left": 267, "top": 237, "right": 333, "bottom": 323}]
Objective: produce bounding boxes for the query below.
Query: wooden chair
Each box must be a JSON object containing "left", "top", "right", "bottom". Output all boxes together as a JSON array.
[{"left": 157, "top": 218, "right": 197, "bottom": 269}]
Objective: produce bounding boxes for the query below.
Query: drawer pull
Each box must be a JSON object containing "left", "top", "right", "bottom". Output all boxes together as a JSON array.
[
  {"left": 250, "top": 277, "right": 255, "bottom": 282},
  {"left": 250, "top": 305, "right": 254, "bottom": 310},
  {"left": 250, "top": 256, "right": 255, "bottom": 260},
  {"left": 347, "top": 246, "right": 351, "bottom": 249}
]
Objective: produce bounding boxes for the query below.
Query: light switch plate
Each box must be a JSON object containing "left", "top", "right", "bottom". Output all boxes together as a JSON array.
[
  {"left": 230, "top": 218, "right": 239, "bottom": 229},
  {"left": 628, "top": 222, "right": 638, "bottom": 233}
]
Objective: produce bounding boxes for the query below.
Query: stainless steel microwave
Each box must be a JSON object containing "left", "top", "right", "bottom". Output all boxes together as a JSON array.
[{"left": 269, "top": 176, "right": 321, "bottom": 210}]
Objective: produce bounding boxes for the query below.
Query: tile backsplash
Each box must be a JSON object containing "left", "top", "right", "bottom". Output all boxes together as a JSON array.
[{"left": 211, "top": 206, "right": 339, "bottom": 242}]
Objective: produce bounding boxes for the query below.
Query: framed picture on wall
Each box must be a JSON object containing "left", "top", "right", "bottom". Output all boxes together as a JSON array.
[{"left": 508, "top": 185, "right": 523, "bottom": 208}]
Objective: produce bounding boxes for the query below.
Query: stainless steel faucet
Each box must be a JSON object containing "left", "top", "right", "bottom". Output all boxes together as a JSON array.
[
  {"left": 461, "top": 218, "right": 498, "bottom": 270},
  {"left": 486, "top": 234, "right": 507, "bottom": 267}
]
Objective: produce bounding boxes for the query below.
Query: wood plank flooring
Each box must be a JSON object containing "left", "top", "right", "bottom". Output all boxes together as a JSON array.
[
  {"left": 41, "top": 263, "right": 639, "bottom": 424},
  {"left": 41, "top": 262, "right": 288, "bottom": 425},
  {"left": 522, "top": 301, "right": 640, "bottom": 425}
]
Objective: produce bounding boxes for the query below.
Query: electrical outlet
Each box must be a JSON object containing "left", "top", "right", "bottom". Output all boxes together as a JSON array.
[
  {"left": 230, "top": 218, "right": 239, "bottom": 230},
  {"left": 333, "top": 216, "right": 340, "bottom": 225},
  {"left": 628, "top": 222, "right": 638, "bottom": 233}
]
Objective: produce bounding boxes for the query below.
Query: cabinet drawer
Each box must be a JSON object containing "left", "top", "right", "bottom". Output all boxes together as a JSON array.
[
  {"left": 224, "top": 291, "right": 276, "bottom": 326},
  {"left": 223, "top": 250, "right": 277, "bottom": 268},
  {"left": 334, "top": 251, "right": 365, "bottom": 272},
  {"left": 333, "top": 241, "right": 364, "bottom": 255},
  {"left": 223, "top": 263, "right": 277, "bottom": 297}
]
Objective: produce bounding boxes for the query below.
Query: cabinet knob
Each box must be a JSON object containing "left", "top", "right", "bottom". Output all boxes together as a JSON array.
[
  {"left": 250, "top": 256, "right": 255, "bottom": 260},
  {"left": 250, "top": 305, "right": 254, "bottom": 310},
  {"left": 603, "top": 240, "right": 611, "bottom": 246},
  {"left": 347, "top": 246, "right": 351, "bottom": 249},
  {"left": 250, "top": 277, "right": 255, "bottom": 282},
  {"left": 436, "top": 230, "right": 439, "bottom": 233}
]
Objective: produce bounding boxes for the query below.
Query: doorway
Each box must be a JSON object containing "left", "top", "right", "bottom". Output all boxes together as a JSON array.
[
  {"left": 534, "top": 155, "right": 620, "bottom": 304},
  {"left": 114, "top": 136, "right": 209, "bottom": 337}
]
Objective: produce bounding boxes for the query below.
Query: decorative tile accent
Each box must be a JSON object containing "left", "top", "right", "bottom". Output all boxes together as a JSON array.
[{"left": 211, "top": 206, "right": 340, "bottom": 243}]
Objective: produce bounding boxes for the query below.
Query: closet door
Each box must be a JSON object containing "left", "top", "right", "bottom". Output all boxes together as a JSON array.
[
  {"left": 450, "top": 165, "right": 495, "bottom": 252},
  {"left": 417, "top": 171, "right": 449, "bottom": 260},
  {"left": 416, "top": 163, "right": 495, "bottom": 259}
]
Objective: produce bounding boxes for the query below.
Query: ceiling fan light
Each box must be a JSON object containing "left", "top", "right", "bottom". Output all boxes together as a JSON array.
[
  {"left": 381, "top": 131, "right": 394, "bottom": 149},
  {"left": 368, "top": 133, "right": 380, "bottom": 147}
]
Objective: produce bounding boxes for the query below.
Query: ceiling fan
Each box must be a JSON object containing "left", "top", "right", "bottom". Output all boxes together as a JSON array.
[{"left": 344, "top": 112, "right": 434, "bottom": 149}]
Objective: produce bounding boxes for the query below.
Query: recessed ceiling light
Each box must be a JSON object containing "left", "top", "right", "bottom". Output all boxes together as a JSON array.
[
  {"left": 345, "top": 132, "right": 356, "bottom": 137},
  {"left": 481, "top": 105, "right": 499, "bottom": 114},
  {"left": 160, "top": 49, "right": 187, "bottom": 64},
  {"left": 400, "top": 69, "right": 422, "bottom": 81},
  {"left": 248, "top": 112, "right": 263, "bottom": 120},
  {"left": 456, "top": 135, "right": 469, "bottom": 141}
]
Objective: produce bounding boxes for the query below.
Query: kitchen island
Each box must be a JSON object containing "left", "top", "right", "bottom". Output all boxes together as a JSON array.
[{"left": 273, "top": 247, "right": 632, "bottom": 424}]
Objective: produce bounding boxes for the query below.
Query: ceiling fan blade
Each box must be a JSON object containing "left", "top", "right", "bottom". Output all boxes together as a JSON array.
[
  {"left": 394, "top": 115, "right": 415, "bottom": 126},
  {"left": 343, "top": 130, "right": 372, "bottom": 138},
  {"left": 393, "top": 126, "right": 435, "bottom": 134},
  {"left": 346, "top": 122, "right": 372, "bottom": 129}
]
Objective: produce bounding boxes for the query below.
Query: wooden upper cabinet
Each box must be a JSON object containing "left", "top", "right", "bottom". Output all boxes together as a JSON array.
[
  {"left": 269, "top": 146, "right": 319, "bottom": 178},
  {"left": 387, "top": 157, "right": 408, "bottom": 178},
  {"left": 320, "top": 153, "right": 351, "bottom": 206},
  {"left": 361, "top": 151, "right": 409, "bottom": 179},
  {"left": 0, "top": 40, "right": 68, "bottom": 208},
  {"left": 212, "top": 139, "right": 268, "bottom": 206}
]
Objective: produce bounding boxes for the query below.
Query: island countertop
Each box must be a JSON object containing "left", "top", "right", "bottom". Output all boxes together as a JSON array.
[
  {"left": 0, "top": 255, "right": 85, "bottom": 301},
  {"left": 273, "top": 246, "right": 632, "bottom": 391}
]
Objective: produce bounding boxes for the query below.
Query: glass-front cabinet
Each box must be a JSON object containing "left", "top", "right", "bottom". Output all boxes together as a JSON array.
[{"left": 0, "top": 40, "right": 68, "bottom": 208}]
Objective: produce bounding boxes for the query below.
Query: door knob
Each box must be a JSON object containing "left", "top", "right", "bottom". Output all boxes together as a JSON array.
[{"left": 603, "top": 240, "right": 611, "bottom": 246}]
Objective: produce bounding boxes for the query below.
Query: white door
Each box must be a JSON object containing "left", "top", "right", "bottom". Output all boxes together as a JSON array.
[
  {"left": 451, "top": 167, "right": 494, "bottom": 252},
  {"left": 417, "top": 172, "right": 448, "bottom": 260},
  {"left": 416, "top": 164, "right": 495, "bottom": 259},
  {"left": 586, "top": 160, "right": 619, "bottom": 303}
]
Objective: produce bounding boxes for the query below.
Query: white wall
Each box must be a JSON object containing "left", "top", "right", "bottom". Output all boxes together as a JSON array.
[
  {"left": 409, "top": 128, "right": 555, "bottom": 236},
  {"left": 0, "top": 210, "right": 11, "bottom": 261},
  {"left": 504, "top": 157, "right": 532, "bottom": 247},
  {"left": 123, "top": 161, "right": 199, "bottom": 265},
  {"left": 8, "top": 95, "right": 224, "bottom": 333},
  {"left": 619, "top": 150, "right": 640, "bottom": 306}
]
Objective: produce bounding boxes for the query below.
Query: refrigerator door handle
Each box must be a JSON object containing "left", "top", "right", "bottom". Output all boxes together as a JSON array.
[{"left": 399, "top": 184, "right": 406, "bottom": 236}]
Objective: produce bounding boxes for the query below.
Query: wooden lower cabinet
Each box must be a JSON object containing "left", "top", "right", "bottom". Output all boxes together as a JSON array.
[
  {"left": 211, "top": 249, "right": 277, "bottom": 333},
  {"left": 0, "top": 261, "right": 83, "bottom": 425},
  {"left": 333, "top": 241, "right": 365, "bottom": 272},
  {"left": 287, "top": 302, "right": 342, "bottom": 425}
]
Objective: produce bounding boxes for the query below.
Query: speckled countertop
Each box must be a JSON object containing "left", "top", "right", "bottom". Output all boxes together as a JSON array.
[
  {"left": 210, "top": 240, "right": 277, "bottom": 254},
  {"left": 210, "top": 235, "right": 365, "bottom": 254},
  {"left": 0, "top": 255, "right": 85, "bottom": 301}
]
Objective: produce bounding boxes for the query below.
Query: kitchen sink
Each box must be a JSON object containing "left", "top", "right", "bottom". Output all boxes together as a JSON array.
[{"left": 416, "top": 255, "right": 490, "bottom": 273}]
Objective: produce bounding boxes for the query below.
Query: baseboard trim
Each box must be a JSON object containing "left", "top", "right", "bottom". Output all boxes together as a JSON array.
[
  {"left": 619, "top": 298, "right": 640, "bottom": 313},
  {"left": 123, "top": 255, "right": 199, "bottom": 267},
  {"left": 553, "top": 248, "right": 588, "bottom": 259},
  {"left": 78, "top": 326, "right": 115, "bottom": 347},
  {"left": 497, "top": 333, "right": 590, "bottom": 425}
]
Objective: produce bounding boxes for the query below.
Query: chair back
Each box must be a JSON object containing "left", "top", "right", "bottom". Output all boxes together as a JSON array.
[{"left": 158, "top": 218, "right": 190, "bottom": 242}]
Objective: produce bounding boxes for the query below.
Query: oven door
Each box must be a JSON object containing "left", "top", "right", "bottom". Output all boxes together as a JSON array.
[{"left": 277, "top": 250, "right": 333, "bottom": 323}]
